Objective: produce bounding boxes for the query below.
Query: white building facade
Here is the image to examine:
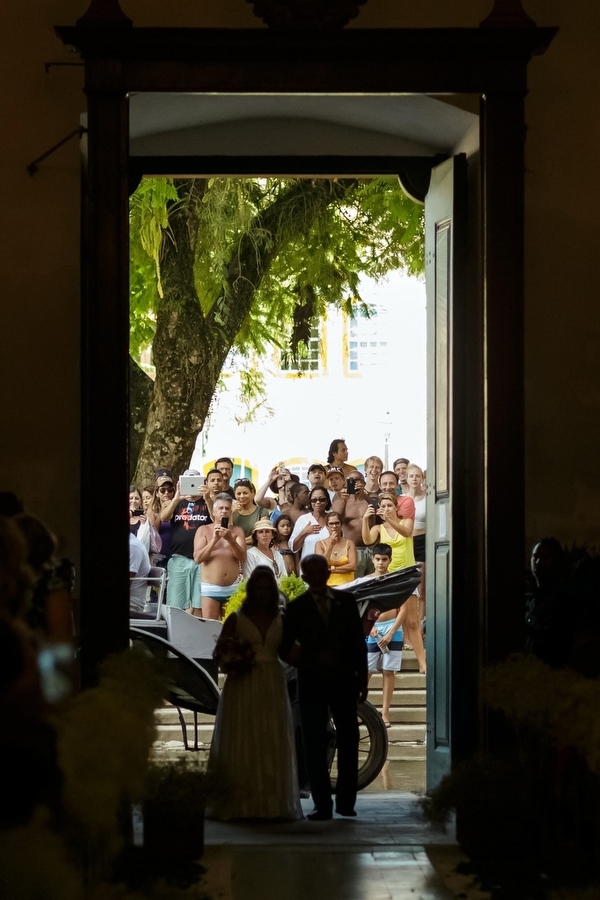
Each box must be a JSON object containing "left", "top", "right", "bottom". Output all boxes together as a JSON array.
[{"left": 190, "top": 272, "right": 427, "bottom": 487}]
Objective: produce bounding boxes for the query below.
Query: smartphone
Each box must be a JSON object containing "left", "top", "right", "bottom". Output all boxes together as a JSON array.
[
  {"left": 346, "top": 478, "right": 355, "bottom": 494},
  {"left": 220, "top": 516, "right": 229, "bottom": 528},
  {"left": 369, "top": 497, "right": 379, "bottom": 510},
  {"left": 132, "top": 508, "right": 144, "bottom": 517},
  {"left": 278, "top": 461, "right": 286, "bottom": 473}
]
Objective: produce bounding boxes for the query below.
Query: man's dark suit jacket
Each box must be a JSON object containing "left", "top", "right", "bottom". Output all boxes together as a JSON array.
[{"left": 280, "top": 587, "right": 367, "bottom": 701}]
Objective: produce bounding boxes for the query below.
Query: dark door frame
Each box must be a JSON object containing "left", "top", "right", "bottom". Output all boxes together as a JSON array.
[{"left": 57, "top": 15, "right": 555, "bottom": 763}]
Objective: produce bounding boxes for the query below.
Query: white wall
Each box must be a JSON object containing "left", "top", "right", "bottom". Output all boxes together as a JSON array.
[{"left": 190, "top": 272, "right": 427, "bottom": 486}]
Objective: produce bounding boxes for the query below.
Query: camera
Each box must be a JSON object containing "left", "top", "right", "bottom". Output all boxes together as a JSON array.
[
  {"left": 346, "top": 478, "right": 356, "bottom": 494},
  {"left": 220, "top": 516, "right": 229, "bottom": 528}
]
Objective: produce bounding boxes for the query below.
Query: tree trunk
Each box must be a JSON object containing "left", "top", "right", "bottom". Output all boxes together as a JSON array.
[{"left": 129, "top": 357, "right": 154, "bottom": 483}]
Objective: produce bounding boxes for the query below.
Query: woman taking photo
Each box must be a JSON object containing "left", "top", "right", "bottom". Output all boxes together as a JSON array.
[
  {"left": 146, "top": 473, "right": 176, "bottom": 563},
  {"left": 232, "top": 478, "right": 270, "bottom": 545},
  {"left": 289, "top": 486, "right": 330, "bottom": 560},
  {"left": 128, "top": 486, "right": 146, "bottom": 536},
  {"left": 273, "top": 513, "right": 298, "bottom": 576},
  {"left": 316, "top": 510, "right": 357, "bottom": 586},
  {"left": 361, "top": 492, "right": 415, "bottom": 571},
  {"left": 244, "top": 520, "right": 286, "bottom": 582}
]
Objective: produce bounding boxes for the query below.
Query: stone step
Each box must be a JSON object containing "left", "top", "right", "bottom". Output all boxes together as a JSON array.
[
  {"left": 154, "top": 718, "right": 426, "bottom": 746},
  {"left": 154, "top": 703, "right": 425, "bottom": 730},
  {"left": 212, "top": 655, "right": 424, "bottom": 689},
  {"left": 365, "top": 689, "right": 425, "bottom": 707},
  {"left": 153, "top": 647, "right": 428, "bottom": 761},
  {"left": 385, "top": 741, "right": 427, "bottom": 761}
]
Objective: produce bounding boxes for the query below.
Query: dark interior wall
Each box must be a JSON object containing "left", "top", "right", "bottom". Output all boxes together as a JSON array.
[{"left": 0, "top": 0, "right": 598, "bottom": 581}]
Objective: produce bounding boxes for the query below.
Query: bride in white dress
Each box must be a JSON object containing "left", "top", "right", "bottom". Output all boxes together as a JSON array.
[{"left": 207, "top": 566, "right": 303, "bottom": 820}]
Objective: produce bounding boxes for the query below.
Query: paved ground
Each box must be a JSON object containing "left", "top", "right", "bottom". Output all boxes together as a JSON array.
[
  {"left": 367, "top": 758, "right": 426, "bottom": 793},
  {"left": 199, "top": 792, "right": 490, "bottom": 899}
]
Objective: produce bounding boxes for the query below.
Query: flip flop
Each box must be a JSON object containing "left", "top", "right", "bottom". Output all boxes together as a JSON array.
[{"left": 382, "top": 717, "right": 391, "bottom": 728}]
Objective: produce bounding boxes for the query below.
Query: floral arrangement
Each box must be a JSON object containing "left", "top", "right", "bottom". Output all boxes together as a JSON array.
[
  {"left": 144, "top": 756, "right": 217, "bottom": 806},
  {"left": 142, "top": 757, "right": 220, "bottom": 866},
  {"left": 214, "top": 635, "right": 256, "bottom": 677},
  {"left": 280, "top": 572, "right": 307, "bottom": 601},
  {"left": 55, "top": 647, "right": 165, "bottom": 849},
  {"left": 485, "top": 652, "right": 600, "bottom": 773},
  {"left": 0, "top": 646, "right": 171, "bottom": 898},
  {"left": 422, "top": 651, "right": 600, "bottom": 894},
  {"left": 223, "top": 571, "right": 306, "bottom": 620}
]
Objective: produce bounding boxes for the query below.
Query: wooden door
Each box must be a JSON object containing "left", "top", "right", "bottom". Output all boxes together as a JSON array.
[{"left": 425, "top": 155, "right": 468, "bottom": 790}]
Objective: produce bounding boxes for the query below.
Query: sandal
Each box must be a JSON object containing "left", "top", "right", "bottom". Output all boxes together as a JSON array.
[{"left": 381, "top": 715, "right": 391, "bottom": 728}]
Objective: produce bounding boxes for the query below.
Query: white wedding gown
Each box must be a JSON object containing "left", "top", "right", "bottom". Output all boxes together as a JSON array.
[{"left": 207, "top": 611, "right": 303, "bottom": 821}]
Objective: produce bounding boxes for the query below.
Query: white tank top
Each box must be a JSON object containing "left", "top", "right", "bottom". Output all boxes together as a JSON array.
[{"left": 413, "top": 496, "right": 427, "bottom": 531}]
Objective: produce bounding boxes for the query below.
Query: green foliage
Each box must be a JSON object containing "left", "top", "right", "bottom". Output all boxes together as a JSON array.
[
  {"left": 55, "top": 647, "right": 165, "bottom": 842},
  {"left": 144, "top": 757, "right": 218, "bottom": 806},
  {"left": 129, "top": 178, "right": 178, "bottom": 357},
  {"left": 234, "top": 366, "right": 274, "bottom": 426},
  {"left": 279, "top": 572, "right": 307, "bottom": 601},
  {"left": 222, "top": 579, "right": 247, "bottom": 620},
  {"left": 223, "top": 571, "right": 306, "bottom": 620},
  {"left": 486, "top": 653, "right": 600, "bottom": 774},
  {"left": 129, "top": 175, "right": 424, "bottom": 364}
]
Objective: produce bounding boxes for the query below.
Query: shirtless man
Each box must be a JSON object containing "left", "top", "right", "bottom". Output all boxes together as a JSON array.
[
  {"left": 327, "top": 465, "right": 345, "bottom": 501},
  {"left": 326, "top": 438, "right": 355, "bottom": 478},
  {"left": 332, "top": 470, "right": 373, "bottom": 578},
  {"left": 193, "top": 493, "right": 246, "bottom": 620}
]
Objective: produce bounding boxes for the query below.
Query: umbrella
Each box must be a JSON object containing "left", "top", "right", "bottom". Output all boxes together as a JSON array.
[{"left": 343, "top": 565, "right": 422, "bottom": 613}]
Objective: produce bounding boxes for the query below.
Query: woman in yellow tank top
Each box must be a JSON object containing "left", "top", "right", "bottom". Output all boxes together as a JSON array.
[
  {"left": 316, "top": 510, "right": 357, "bottom": 586},
  {"left": 361, "top": 492, "right": 415, "bottom": 571}
]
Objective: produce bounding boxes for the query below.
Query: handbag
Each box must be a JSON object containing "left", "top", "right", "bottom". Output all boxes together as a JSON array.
[{"left": 137, "top": 518, "right": 162, "bottom": 555}]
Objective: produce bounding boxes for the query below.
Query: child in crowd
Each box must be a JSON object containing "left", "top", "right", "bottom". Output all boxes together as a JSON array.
[{"left": 274, "top": 514, "right": 298, "bottom": 576}]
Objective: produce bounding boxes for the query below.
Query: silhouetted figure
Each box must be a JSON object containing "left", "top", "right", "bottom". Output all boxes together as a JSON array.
[
  {"left": 525, "top": 538, "right": 570, "bottom": 667},
  {"left": 280, "top": 554, "right": 368, "bottom": 820}
]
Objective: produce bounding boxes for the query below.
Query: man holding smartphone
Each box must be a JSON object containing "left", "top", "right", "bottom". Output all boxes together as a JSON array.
[
  {"left": 332, "top": 471, "right": 374, "bottom": 578},
  {"left": 193, "top": 493, "right": 246, "bottom": 620}
]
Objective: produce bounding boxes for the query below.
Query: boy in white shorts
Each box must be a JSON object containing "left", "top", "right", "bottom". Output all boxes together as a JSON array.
[{"left": 364, "top": 544, "right": 407, "bottom": 728}]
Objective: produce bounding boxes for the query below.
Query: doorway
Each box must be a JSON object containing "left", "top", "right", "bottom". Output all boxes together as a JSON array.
[
  {"left": 61, "top": 20, "right": 550, "bottom": 788},
  {"left": 126, "top": 91, "right": 480, "bottom": 791}
]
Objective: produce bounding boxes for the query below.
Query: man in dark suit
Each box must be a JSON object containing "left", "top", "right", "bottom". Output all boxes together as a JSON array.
[{"left": 280, "top": 554, "right": 368, "bottom": 820}]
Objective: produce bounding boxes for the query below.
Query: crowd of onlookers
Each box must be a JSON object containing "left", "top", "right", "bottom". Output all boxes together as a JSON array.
[{"left": 128, "top": 439, "right": 428, "bottom": 673}]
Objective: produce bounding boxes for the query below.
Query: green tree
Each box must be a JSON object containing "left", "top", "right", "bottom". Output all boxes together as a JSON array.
[{"left": 130, "top": 176, "right": 423, "bottom": 484}]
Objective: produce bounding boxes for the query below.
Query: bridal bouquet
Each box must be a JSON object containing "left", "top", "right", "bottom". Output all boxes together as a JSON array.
[{"left": 215, "top": 636, "right": 256, "bottom": 677}]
